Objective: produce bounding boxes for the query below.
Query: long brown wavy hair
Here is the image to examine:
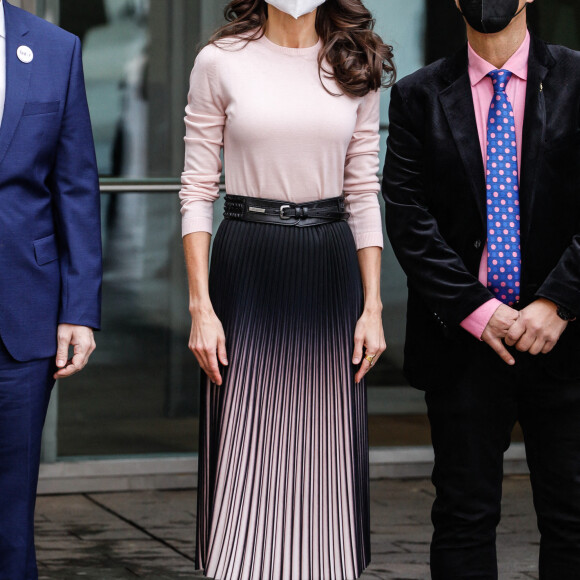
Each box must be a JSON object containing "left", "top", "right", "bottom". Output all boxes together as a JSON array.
[{"left": 209, "top": 0, "right": 396, "bottom": 98}]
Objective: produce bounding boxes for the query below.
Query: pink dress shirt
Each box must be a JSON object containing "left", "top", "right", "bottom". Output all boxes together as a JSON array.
[{"left": 460, "top": 32, "right": 530, "bottom": 339}]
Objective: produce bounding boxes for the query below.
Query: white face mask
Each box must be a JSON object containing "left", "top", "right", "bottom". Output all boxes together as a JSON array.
[{"left": 266, "top": 0, "right": 326, "bottom": 19}]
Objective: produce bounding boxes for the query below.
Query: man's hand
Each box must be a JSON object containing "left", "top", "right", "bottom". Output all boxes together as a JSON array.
[
  {"left": 482, "top": 304, "right": 520, "bottom": 365},
  {"left": 54, "top": 324, "right": 96, "bottom": 380},
  {"left": 505, "top": 298, "right": 568, "bottom": 355}
]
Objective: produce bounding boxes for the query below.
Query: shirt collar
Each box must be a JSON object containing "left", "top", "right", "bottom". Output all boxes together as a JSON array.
[
  {"left": 468, "top": 30, "right": 530, "bottom": 87},
  {"left": 0, "top": 1, "right": 5, "bottom": 40}
]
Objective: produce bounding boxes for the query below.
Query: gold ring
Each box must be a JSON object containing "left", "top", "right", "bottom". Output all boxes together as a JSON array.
[{"left": 365, "top": 354, "right": 376, "bottom": 365}]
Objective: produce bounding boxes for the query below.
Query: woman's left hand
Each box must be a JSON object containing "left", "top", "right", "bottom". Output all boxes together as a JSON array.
[{"left": 352, "top": 307, "right": 387, "bottom": 383}]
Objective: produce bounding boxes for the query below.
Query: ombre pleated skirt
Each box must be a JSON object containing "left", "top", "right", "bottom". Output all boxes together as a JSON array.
[{"left": 196, "top": 217, "right": 370, "bottom": 580}]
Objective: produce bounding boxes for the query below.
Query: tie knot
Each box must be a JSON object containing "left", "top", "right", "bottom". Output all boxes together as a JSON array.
[{"left": 488, "top": 69, "right": 513, "bottom": 93}]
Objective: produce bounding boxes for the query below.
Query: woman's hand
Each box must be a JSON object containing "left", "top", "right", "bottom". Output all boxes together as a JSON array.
[
  {"left": 352, "top": 305, "right": 387, "bottom": 383},
  {"left": 353, "top": 246, "right": 386, "bottom": 383},
  {"left": 189, "top": 304, "right": 228, "bottom": 386},
  {"left": 183, "top": 232, "right": 228, "bottom": 385}
]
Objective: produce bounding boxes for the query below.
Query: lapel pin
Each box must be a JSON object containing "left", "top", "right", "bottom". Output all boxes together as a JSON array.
[{"left": 17, "top": 46, "right": 33, "bottom": 64}]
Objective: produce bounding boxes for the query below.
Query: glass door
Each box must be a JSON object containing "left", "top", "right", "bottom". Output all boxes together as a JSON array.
[
  {"left": 30, "top": 0, "right": 580, "bottom": 466},
  {"left": 32, "top": 0, "right": 225, "bottom": 460}
]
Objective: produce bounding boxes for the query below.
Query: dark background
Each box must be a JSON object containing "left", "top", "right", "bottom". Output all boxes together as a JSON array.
[{"left": 426, "top": 2, "right": 577, "bottom": 64}]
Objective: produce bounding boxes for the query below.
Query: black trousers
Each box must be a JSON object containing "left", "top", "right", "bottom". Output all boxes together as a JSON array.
[{"left": 426, "top": 340, "right": 580, "bottom": 580}]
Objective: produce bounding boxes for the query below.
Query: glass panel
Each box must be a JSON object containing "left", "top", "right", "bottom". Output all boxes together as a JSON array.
[
  {"left": 58, "top": 192, "right": 200, "bottom": 456},
  {"left": 49, "top": 0, "right": 580, "bottom": 459},
  {"left": 56, "top": 0, "right": 202, "bottom": 178},
  {"left": 365, "top": 0, "right": 430, "bottom": 447},
  {"left": 424, "top": 2, "right": 580, "bottom": 64},
  {"left": 53, "top": 0, "right": 208, "bottom": 457},
  {"left": 534, "top": 1, "right": 580, "bottom": 49},
  {"left": 367, "top": 0, "right": 580, "bottom": 447},
  {"left": 430, "top": 5, "right": 577, "bottom": 64},
  {"left": 53, "top": 0, "right": 434, "bottom": 457}
]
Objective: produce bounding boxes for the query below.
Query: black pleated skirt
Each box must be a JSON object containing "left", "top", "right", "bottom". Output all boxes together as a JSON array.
[{"left": 196, "top": 218, "right": 370, "bottom": 580}]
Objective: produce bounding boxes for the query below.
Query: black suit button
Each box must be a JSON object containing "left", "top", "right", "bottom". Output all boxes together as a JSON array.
[{"left": 474, "top": 240, "right": 482, "bottom": 249}]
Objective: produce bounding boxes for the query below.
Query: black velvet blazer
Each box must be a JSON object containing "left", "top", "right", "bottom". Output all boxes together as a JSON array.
[{"left": 382, "top": 35, "right": 580, "bottom": 390}]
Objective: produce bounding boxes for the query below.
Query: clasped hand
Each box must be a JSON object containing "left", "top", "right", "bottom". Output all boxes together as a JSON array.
[{"left": 481, "top": 298, "right": 568, "bottom": 365}]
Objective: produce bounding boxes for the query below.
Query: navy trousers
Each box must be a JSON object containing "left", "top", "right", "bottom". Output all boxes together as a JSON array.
[
  {"left": 426, "top": 341, "right": 580, "bottom": 580},
  {"left": 0, "top": 338, "right": 55, "bottom": 580}
]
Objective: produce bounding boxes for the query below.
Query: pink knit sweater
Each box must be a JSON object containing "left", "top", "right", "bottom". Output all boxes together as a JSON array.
[{"left": 180, "top": 33, "right": 384, "bottom": 250}]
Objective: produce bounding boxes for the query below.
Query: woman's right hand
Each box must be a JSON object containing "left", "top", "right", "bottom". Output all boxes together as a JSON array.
[{"left": 189, "top": 305, "right": 228, "bottom": 386}]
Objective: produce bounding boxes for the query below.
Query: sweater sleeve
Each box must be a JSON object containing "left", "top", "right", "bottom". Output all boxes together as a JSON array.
[
  {"left": 179, "top": 45, "right": 226, "bottom": 237},
  {"left": 343, "top": 89, "right": 384, "bottom": 250}
]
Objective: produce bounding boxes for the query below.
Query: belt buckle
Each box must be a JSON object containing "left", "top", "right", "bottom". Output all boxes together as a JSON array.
[{"left": 279, "top": 205, "right": 291, "bottom": 220}]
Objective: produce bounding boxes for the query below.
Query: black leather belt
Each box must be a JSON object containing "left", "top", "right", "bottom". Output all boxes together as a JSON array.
[{"left": 223, "top": 194, "right": 349, "bottom": 227}]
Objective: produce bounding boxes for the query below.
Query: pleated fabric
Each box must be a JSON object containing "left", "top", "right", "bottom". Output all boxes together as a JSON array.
[{"left": 196, "top": 218, "right": 370, "bottom": 580}]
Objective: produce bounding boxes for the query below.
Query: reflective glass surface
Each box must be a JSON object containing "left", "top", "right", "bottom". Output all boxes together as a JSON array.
[
  {"left": 40, "top": 0, "right": 578, "bottom": 458},
  {"left": 58, "top": 191, "right": 197, "bottom": 456},
  {"left": 53, "top": 0, "right": 206, "bottom": 457}
]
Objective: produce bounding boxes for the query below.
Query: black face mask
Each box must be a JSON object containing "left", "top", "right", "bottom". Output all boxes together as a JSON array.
[{"left": 458, "top": 0, "right": 526, "bottom": 34}]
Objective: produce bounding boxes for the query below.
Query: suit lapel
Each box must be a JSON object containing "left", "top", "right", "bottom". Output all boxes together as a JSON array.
[
  {"left": 520, "top": 36, "right": 553, "bottom": 246},
  {"left": 0, "top": 0, "right": 32, "bottom": 168},
  {"left": 439, "top": 50, "right": 487, "bottom": 228}
]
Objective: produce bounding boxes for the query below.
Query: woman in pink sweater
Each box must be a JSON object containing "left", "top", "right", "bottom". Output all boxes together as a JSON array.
[{"left": 180, "top": 1, "right": 395, "bottom": 578}]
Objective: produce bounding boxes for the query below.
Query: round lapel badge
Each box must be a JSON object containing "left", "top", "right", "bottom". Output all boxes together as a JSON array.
[{"left": 17, "top": 46, "right": 33, "bottom": 64}]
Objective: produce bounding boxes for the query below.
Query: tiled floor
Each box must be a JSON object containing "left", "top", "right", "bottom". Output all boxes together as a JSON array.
[{"left": 35, "top": 476, "right": 540, "bottom": 580}]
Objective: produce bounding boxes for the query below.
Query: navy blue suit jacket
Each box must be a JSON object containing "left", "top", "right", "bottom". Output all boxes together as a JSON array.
[{"left": 0, "top": 1, "right": 102, "bottom": 362}]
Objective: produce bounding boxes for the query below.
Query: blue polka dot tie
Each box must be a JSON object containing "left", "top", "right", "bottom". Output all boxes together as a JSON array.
[{"left": 486, "top": 69, "right": 521, "bottom": 305}]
